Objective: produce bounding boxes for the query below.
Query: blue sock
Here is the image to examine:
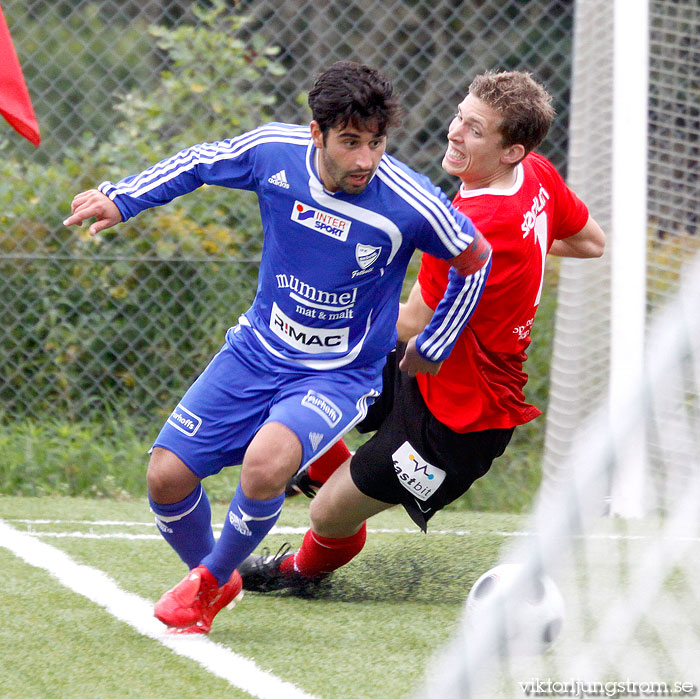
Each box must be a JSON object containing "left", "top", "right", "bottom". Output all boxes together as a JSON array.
[
  {"left": 202, "top": 482, "right": 285, "bottom": 586},
  {"left": 149, "top": 483, "right": 215, "bottom": 570}
]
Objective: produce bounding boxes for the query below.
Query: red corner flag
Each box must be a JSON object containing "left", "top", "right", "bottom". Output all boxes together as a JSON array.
[{"left": 0, "top": 5, "right": 40, "bottom": 146}]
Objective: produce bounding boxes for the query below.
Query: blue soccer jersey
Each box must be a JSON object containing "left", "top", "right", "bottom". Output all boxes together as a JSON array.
[{"left": 99, "top": 122, "right": 489, "bottom": 371}]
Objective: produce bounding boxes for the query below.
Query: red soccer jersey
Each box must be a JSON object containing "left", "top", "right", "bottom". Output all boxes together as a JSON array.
[{"left": 416, "top": 152, "right": 589, "bottom": 433}]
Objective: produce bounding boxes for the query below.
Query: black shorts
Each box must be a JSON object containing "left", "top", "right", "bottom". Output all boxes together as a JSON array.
[{"left": 350, "top": 343, "right": 514, "bottom": 532}]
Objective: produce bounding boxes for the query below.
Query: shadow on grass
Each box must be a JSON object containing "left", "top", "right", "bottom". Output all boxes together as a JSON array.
[{"left": 251, "top": 539, "right": 477, "bottom": 605}]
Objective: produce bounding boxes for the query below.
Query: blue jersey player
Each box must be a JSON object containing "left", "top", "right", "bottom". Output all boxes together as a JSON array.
[{"left": 64, "top": 61, "right": 492, "bottom": 634}]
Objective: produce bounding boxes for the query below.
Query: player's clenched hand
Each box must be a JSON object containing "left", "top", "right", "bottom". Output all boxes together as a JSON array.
[
  {"left": 63, "top": 189, "right": 122, "bottom": 236},
  {"left": 399, "top": 336, "right": 443, "bottom": 377}
]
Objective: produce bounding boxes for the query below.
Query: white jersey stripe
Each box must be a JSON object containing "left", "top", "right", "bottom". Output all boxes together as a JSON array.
[
  {"left": 429, "top": 266, "right": 486, "bottom": 358},
  {"left": 432, "top": 280, "right": 484, "bottom": 358},
  {"left": 434, "top": 269, "right": 486, "bottom": 357},
  {"left": 375, "top": 164, "right": 464, "bottom": 258},
  {"left": 108, "top": 129, "right": 310, "bottom": 198},
  {"left": 419, "top": 265, "right": 488, "bottom": 360},
  {"left": 380, "top": 158, "right": 469, "bottom": 243},
  {"left": 377, "top": 157, "right": 473, "bottom": 251},
  {"left": 116, "top": 125, "right": 308, "bottom": 193},
  {"left": 419, "top": 276, "right": 476, "bottom": 359}
]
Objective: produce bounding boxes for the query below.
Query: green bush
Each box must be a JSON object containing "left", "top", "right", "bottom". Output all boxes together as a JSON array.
[
  {"left": 2, "top": 1, "right": 282, "bottom": 424},
  {"left": 0, "top": 413, "right": 242, "bottom": 500},
  {"left": 3, "top": 3, "right": 158, "bottom": 162}
]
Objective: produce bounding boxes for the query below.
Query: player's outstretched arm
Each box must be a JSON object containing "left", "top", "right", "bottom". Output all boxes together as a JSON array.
[
  {"left": 397, "top": 280, "right": 434, "bottom": 342},
  {"left": 63, "top": 189, "right": 122, "bottom": 236},
  {"left": 398, "top": 336, "right": 443, "bottom": 377},
  {"left": 549, "top": 214, "right": 605, "bottom": 258},
  {"left": 409, "top": 250, "right": 492, "bottom": 371},
  {"left": 397, "top": 280, "right": 444, "bottom": 374}
]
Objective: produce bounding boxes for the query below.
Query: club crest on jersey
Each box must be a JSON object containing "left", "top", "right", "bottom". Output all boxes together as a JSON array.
[
  {"left": 291, "top": 201, "right": 352, "bottom": 241},
  {"left": 301, "top": 390, "right": 342, "bottom": 427},
  {"left": 392, "top": 441, "right": 446, "bottom": 501},
  {"left": 355, "top": 243, "right": 380, "bottom": 270},
  {"left": 270, "top": 302, "right": 349, "bottom": 354}
]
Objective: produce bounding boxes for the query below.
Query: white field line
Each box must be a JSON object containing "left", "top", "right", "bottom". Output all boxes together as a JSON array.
[
  {"left": 0, "top": 519, "right": 316, "bottom": 699},
  {"left": 7, "top": 518, "right": 700, "bottom": 543}
]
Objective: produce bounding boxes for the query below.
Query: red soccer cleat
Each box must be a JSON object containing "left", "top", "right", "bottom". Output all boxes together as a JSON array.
[{"left": 154, "top": 565, "right": 243, "bottom": 633}]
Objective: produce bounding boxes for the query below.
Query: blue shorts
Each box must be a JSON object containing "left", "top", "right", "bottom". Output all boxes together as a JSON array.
[{"left": 152, "top": 330, "right": 383, "bottom": 478}]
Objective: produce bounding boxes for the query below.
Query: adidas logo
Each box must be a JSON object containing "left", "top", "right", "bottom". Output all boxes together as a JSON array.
[
  {"left": 268, "top": 169, "right": 290, "bottom": 189},
  {"left": 228, "top": 510, "right": 252, "bottom": 536},
  {"left": 309, "top": 432, "right": 324, "bottom": 451},
  {"left": 154, "top": 517, "right": 174, "bottom": 535}
]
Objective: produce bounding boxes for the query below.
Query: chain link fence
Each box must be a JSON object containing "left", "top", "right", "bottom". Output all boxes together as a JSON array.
[{"left": 2, "top": 0, "right": 575, "bottom": 430}]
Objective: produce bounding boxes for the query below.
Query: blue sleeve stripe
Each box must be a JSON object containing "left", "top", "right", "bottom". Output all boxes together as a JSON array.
[
  {"left": 376, "top": 158, "right": 476, "bottom": 255},
  {"left": 418, "top": 261, "right": 489, "bottom": 361},
  {"left": 106, "top": 126, "right": 309, "bottom": 198}
]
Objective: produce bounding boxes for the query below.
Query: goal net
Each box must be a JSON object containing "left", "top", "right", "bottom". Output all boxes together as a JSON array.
[
  {"left": 419, "top": 0, "right": 700, "bottom": 694},
  {"left": 420, "top": 252, "right": 700, "bottom": 697},
  {"left": 543, "top": 0, "right": 700, "bottom": 513}
]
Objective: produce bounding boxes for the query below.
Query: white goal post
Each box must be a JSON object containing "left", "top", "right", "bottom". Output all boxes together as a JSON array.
[{"left": 607, "top": 0, "right": 649, "bottom": 517}]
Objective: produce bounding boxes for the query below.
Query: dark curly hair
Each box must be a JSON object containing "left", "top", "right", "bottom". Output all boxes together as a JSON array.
[{"left": 308, "top": 61, "right": 402, "bottom": 138}]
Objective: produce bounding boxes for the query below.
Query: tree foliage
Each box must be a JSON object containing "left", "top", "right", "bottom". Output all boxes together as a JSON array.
[{"left": 2, "top": 1, "right": 283, "bottom": 425}]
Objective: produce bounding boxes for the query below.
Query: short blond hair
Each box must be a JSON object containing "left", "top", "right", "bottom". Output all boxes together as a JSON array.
[{"left": 469, "top": 71, "right": 555, "bottom": 155}]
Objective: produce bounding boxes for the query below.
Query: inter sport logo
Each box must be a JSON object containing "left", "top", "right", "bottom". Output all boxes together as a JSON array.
[{"left": 291, "top": 201, "right": 352, "bottom": 241}]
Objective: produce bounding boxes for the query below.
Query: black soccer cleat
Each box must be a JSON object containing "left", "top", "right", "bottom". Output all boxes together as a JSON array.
[
  {"left": 284, "top": 469, "right": 322, "bottom": 499},
  {"left": 238, "top": 543, "right": 327, "bottom": 594}
]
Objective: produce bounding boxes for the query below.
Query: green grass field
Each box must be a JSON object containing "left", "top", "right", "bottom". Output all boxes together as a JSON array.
[
  {"left": 0, "top": 495, "right": 522, "bottom": 699},
  {"left": 4, "top": 495, "right": 699, "bottom": 697}
]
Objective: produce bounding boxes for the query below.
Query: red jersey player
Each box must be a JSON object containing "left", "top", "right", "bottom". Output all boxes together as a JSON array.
[
  {"left": 414, "top": 149, "right": 591, "bottom": 434},
  {"left": 238, "top": 71, "right": 605, "bottom": 592}
]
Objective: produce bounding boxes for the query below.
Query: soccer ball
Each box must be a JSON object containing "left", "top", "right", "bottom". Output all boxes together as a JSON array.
[{"left": 466, "top": 563, "right": 565, "bottom": 655}]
